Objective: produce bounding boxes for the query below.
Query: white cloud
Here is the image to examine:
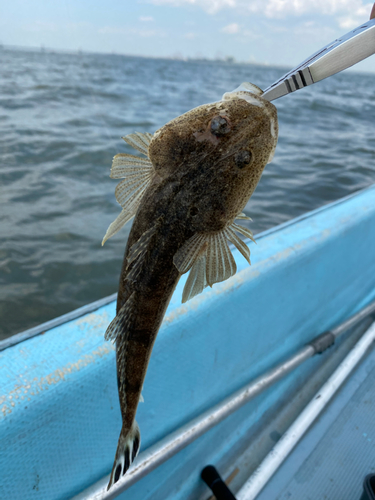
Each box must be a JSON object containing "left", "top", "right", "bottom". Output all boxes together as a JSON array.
[
  {"left": 184, "top": 32, "right": 198, "bottom": 38},
  {"left": 262, "top": 0, "right": 373, "bottom": 19},
  {"left": 139, "top": 16, "right": 154, "bottom": 22},
  {"left": 150, "top": 0, "right": 235, "bottom": 14},
  {"left": 27, "top": 21, "right": 58, "bottom": 32},
  {"left": 337, "top": 3, "right": 372, "bottom": 28},
  {"left": 98, "top": 26, "right": 127, "bottom": 35},
  {"left": 339, "top": 17, "right": 358, "bottom": 28},
  {"left": 149, "top": 0, "right": 373, "bottom": 21},
  {"left": 293, "top": 21, "right": 336, "bottom": 39},
  {"left": 241, "top": 29, "right": 262, "bottom": 38},
  {"left": 98, "top": 26, "right": 166, "bottom": 37},
  {"left": 138, "top": 29, "right": 165, "bottom": 37},
  {"left": 221, "top": 22, "right": 240, "bottom": 33}
]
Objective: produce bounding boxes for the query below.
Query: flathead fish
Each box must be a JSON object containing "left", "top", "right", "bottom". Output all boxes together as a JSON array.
[{"left": 102, "top": 82, "right": 278, "bottom": 489}]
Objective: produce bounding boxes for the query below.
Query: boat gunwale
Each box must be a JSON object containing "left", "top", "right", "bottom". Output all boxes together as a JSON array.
[{"left": 2, "top": 182, "right": 374, "bottom": 352}]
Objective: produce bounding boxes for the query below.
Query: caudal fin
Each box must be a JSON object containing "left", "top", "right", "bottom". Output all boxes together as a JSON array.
[{"left": 107, "top": 421, "right": 141, "bottom": 490}]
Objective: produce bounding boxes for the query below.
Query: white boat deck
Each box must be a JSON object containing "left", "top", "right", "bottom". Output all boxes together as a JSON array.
[
  {"left": 255, "top": 326, "right": 375, "bottom": 500},
  {"left": 214, "top": 317, "right": 375, "bottom": 500}
]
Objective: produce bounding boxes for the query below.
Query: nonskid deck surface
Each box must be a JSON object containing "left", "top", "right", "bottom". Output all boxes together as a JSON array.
[{"left": 256, "top": 338, "right": 375, "bottom": 500}]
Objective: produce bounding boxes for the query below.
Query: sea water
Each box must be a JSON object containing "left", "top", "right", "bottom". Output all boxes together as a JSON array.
[{"left": 0, "top": 47, "right": 374, "bottom": 339}]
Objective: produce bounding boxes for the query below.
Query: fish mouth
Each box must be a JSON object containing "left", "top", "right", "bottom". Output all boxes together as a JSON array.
[
  {"left": 222, "top": 81, "right": 264, "bottom": 101},
  {"left": 222, "top": 82, "right": 267, "bottom": 110}
]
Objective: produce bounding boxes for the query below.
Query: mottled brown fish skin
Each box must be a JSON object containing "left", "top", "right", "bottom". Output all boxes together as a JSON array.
[
  {"left": 115, "top": 179, "right": 194, "bottom": 427},
  {"left": 148, "top": 98, "right": 275, "bottom": 232},
  {"left": 108, "top": 94, "right": 277, "bottom": 488}
]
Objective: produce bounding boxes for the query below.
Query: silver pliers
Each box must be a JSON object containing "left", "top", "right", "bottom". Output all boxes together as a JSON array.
[{"left": 262, "top": 18, "right": 375, "bottom": 102}]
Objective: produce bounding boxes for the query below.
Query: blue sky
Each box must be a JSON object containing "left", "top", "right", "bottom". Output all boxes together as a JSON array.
[{"left": 1, "top": 0, "right": 374, "bottom": 72}]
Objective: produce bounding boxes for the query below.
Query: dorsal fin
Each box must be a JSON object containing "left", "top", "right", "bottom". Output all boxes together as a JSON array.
[
  {"left": 126, "top": 221, "right": 160, "bottom": 283},
  {"left": 102, "top": 133, "right": 155, "bottom": 245},
  {"left": 105, "top": 292, "right": 137, "bottom": 343},
  {"left": 175, "top": 216, "right": 256, "bottom": 302},
  {"left": 127, "top": 223, "right": 159, "bottom": 266}
]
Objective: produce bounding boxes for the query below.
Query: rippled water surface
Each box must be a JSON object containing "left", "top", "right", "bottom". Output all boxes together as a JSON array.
[{"left": 1, "top": 47, "right": 374, "bottom": 339}]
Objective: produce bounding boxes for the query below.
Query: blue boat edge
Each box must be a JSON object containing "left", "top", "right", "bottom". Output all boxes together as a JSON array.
[{"left": 1, "top": 184, "right": 375, "bottom": 500}]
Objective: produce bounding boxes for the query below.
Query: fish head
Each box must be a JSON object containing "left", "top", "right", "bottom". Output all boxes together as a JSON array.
[{"left": 148, "top": 83, "right": 278, "bottom": 232}]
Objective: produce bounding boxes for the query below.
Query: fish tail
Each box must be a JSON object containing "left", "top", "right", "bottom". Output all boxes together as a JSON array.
[{"left": 107, "top": 421, "right": 141, "bottom": 490}]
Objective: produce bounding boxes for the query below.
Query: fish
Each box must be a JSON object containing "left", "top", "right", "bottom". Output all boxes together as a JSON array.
[{"left": 102, "top": 82, "right": 278, "bottom": 489}]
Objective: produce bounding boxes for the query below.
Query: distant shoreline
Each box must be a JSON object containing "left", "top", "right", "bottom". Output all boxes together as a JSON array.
[
  {"left": 3, "top": 43, "right": 373, "bottom": 76},
  {"left": 0, "top": 43, "right": 297, "bottom": 73}
]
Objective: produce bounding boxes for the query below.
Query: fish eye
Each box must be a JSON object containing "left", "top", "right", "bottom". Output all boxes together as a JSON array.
[
  {"left": 235, "top": 150, "right": 252, "bottom": 169},
  {"left": 210, "top": 116, "right": 230, "bottom": 136}
]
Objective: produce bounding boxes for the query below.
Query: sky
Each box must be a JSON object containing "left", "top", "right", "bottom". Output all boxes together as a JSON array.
[{"left": 1, "top": 0, "right": 374, "bottom": 73}]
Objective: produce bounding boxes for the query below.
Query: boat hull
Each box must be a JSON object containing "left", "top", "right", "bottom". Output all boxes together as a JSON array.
[{"left": 1, "top": 185, "right": 375, "bottom": 500}]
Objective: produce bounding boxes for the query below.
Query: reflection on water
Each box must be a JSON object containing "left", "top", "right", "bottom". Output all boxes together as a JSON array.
[{"left": 0, "top": 47, "right": 374, "bottom": 339}]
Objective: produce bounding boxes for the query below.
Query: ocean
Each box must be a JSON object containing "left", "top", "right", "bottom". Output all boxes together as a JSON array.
[{"left": 0, "top": 46, "right": 374, "bottom": 340}]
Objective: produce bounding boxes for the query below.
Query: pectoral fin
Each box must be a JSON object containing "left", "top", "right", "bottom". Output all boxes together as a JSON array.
[
  {"left": 122, "top": 131, "right": 153, "bottom": 156},
  {"left": 102, "top": 132, "right": 155, "bottom": 245},
  {"left": 236, "top": 212, "right": 253, "bottom": 222},
  {"left": 182, "top": 253, "right": 207, "bottom": 303},
  {"left": 205, "top": 231, "right": 237, "bottom": 287},
  {"left": 174, "top": 218, "right": 256, "bottom": 303},
  {"left": 173, "top": 233, "right": 208, "bottom": 274}
]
